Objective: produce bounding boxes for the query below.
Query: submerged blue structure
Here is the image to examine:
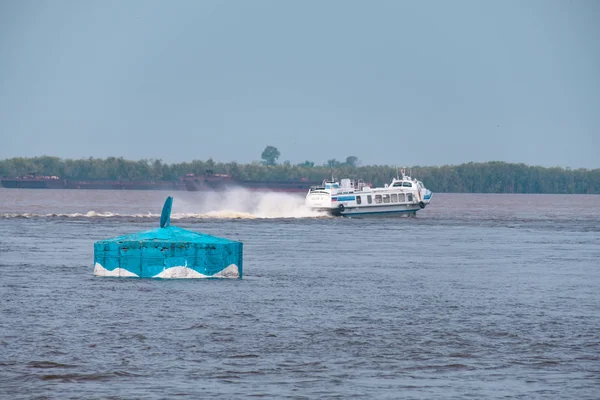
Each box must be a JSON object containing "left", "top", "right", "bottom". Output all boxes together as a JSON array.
[{"left": 93, "top": 197, "right": 243, "bottom": 278}]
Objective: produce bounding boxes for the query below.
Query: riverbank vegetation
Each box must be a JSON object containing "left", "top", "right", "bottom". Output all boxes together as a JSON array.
[{"left": 1, "top": 155, "right": 599, "bottom": 194}]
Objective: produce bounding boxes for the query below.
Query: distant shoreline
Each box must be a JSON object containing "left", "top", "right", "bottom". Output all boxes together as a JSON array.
[{"left": 1, "top": 157, "right": 599, "bottom": 194}]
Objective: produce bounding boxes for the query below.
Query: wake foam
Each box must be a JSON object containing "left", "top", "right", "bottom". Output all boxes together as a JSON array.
[
  {"left": 175, "top": 188, "right": 326, "bottom": 219},
  {"left": 1, "top": 188, "right": 328, "bottom": 220},
  {"left": 1, "top": 211, "right": 135, "bottom": 219}
]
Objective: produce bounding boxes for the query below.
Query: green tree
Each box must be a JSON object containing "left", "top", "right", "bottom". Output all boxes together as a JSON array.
[
  {"left": 261, "top": 146, "right": 280, "bottom": 166},
  {"left": 327, "top": 159, "right": 340, "bottom": 168},
  {"left": 345, "top": 156, "right": 359, "bottom": 167}
]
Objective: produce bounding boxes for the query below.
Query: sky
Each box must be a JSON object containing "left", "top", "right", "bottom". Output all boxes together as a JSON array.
[{"left": 0, "top": 0, "right": 598, "bottom": 168}]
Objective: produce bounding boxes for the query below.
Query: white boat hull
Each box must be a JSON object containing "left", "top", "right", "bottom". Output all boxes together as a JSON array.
[{"left": 335, "top": 203, "right": 422, "bottom": 216}]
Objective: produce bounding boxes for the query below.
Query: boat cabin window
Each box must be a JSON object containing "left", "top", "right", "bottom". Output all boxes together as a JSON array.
[
  {"left": 402, "top": 182, "right": 412, "bottom": 187},
  {"left": 391, "top": 193, "right": 398, "bottom": 202},
  {"left": 393, "top": 181, "right": 403, "bottom": 187},
  {"left": 407, "top": 193, "right": 413, "bottom": 202},
  {"left": 367, "top": 195, "right": 372, "bottom": 204},
  {"left": 383, "top": 194, "right": 390, "bottom": 204},
  {"left": 398, "top": 193, "right": 406, "bottom": 202},
  {"left": 356, "top": 195, "right": 362, "bottom": 205},
  {"left": 375, "top": 195, "right": 382, "bottom": 204}
]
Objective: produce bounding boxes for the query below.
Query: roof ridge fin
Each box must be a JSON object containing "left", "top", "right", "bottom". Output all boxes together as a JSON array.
[{"left": 160, "top": 196, "right": 173, "bottom": 228}]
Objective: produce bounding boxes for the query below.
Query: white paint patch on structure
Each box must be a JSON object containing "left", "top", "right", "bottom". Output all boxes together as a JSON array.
[
  {"left": 212, "top": 264, "right": 240, "bottom": 278},
  {"left": 94, "top": 263, "right": 240, "bottom": 279},
  {"left": 153, "top": 266, "right": 208, "bottom": 278},
  {"left": 93, "top": 262, "right": 139, "bottom": 277},
  {"left": 153, "top": 264, "right": 240, "bottom": 279}
]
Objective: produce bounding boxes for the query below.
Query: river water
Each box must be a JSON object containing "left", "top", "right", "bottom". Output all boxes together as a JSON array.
[{"left": 1, "top": 188, "right": 599, "bottom": 399}]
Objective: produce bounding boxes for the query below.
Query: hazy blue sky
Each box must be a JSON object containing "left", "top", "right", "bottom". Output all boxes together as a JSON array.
[{"left": 1, "top": 0, "right": 598, "bottom": 168}]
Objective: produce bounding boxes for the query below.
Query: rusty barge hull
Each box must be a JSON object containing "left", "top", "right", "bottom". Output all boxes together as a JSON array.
[{"left": 0, "top": 178, "right": 181, "bottom": 190}]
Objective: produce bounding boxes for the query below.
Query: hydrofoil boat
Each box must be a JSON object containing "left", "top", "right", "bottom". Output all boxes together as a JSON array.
[{"left": 305, "top": 169, "right": 432, "bottom": 216}]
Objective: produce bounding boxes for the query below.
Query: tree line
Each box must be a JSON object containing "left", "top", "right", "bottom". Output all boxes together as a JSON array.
[{"left": 1, "top": 156, "right": 599, "bottom": 194}]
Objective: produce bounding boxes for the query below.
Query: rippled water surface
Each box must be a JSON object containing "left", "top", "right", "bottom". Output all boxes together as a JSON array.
[{"left": 1, "top": 189, "right": 599, "bottom": 399}]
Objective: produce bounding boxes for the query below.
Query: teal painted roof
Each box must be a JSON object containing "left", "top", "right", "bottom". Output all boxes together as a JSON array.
[
  {"left": 96, "top": 226, "right": 239, "bottom": 245},
  {"left": 95, "top": 197, "right": 239, "bottom": 245}
]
